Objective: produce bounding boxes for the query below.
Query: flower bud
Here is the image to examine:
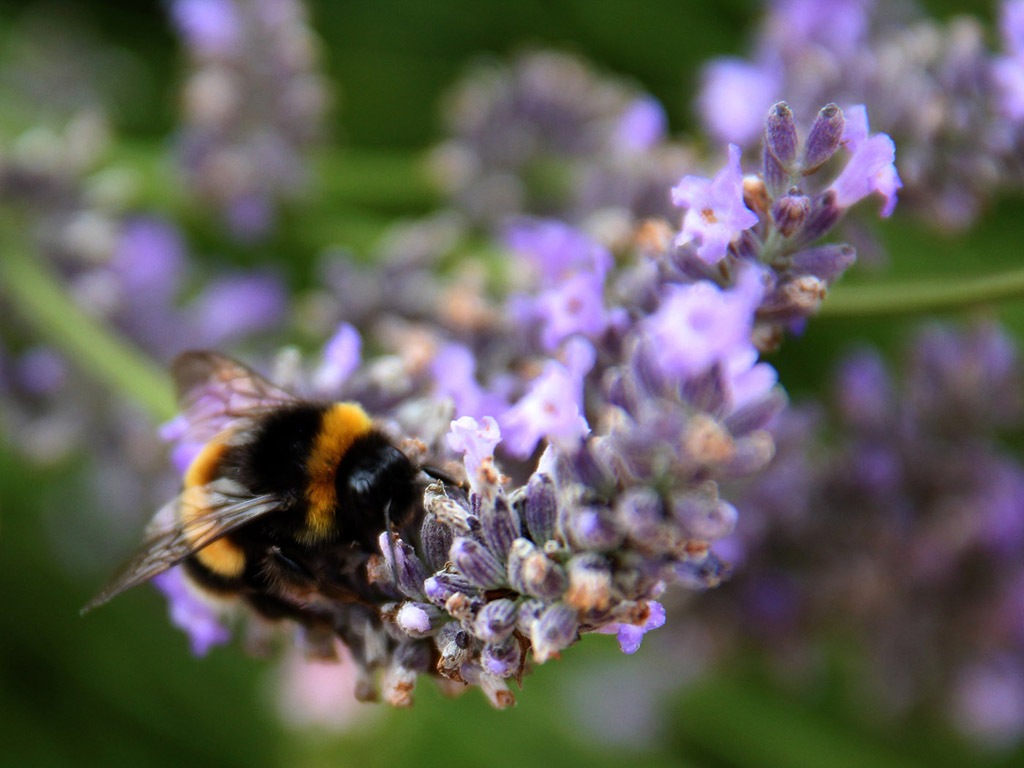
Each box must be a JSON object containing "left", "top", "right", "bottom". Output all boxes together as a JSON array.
[
  {"left": 435, "top": 621, "right": 473, "bottom": 679},
  {"left": 530, "top": 602, "right": 579, "bottom": 663},
  {"left": 564, "top": 553, "right": 613, "bottom": 612},
  {"left": 481, "top": 635, "right": 523, "bottom": 678},
  {"left": 395, "top": 602, "right": 444, "bottom": 638},
  {"left": 420, "top": 511, "right": 454, "bottom": 572},
  {"left": 564, "top": 506, "right": 622, "bottom": 551},
  {"left": 671, "top": 494, "right": 738, "bottom": 541},
  {"left": 450, "top": 536, "right": 506, "bottom": 589},
  {"left": 481, "top": 494, "right": 521, "bottom": 560},
  {"left": 523, "top": 472, "right": 559, "bottom": 543},
  {"left": 473, "top": 598, "right": 519, "bottom": 644},
  {"left": 425, "top": 488, "right": 477, "bottom": 535},
  {"left": 802, "top": 103, "right": 844, "bottom": 174},
  {"left": 773, "top": 193, "right": 811, "bottom": 237},
  {"left": 764, "top": 102, "right": 798, "bottom": 197},
  {"left": 424, "top": 572, "right": 480, "bottom": 607},
  {"left": 481, "top": 638, "right": 520, "bottom": 679},
  {"left": 765, "top": 102, "right": 798, "bottom": 166},
  {"left": 507, "top": 538, "right": 568, "bottom": 599},
  {"left": 516, "top": 598, "right": 546, "bottom": 635}
]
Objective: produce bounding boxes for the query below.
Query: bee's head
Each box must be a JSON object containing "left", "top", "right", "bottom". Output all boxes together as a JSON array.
[{"left": 336, "top": 434, "right": 416, "bottom": 547}]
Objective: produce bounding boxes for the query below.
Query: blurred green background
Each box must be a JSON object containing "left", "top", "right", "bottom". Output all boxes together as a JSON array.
[{"left": 2, "top": 1, "right": 1023, "bottom": 766}]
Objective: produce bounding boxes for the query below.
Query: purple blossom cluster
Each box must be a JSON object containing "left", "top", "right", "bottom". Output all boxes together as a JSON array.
[
  {"left": 170, "top": 0, "right": 331, "bottom": 239},
  {"left": 159, "top": 100, "right": 897, "bottom": 707},
  {"left": 665, "top": 101, "right": 891, "bottom": 343},
  {"left": 685, "top": 323, "right": 1024, "bottom": 748},
  {"left": 698, "top": 0, "right": 1023, "bottom": 230},
  {"left": 428, "top": 50, "right": 696, "bottom": 228}
]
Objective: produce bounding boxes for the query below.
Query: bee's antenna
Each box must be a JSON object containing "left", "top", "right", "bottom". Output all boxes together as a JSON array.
[
  {"left": 382, "top": 499, "right": 400, "bottom": 590},
  {"left": 421, "top": 464, "right": 464, "bottom": 489}
]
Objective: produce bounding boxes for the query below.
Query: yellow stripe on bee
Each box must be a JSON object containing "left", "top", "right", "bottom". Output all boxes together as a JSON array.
[
  {"left": 182, "top": 435, "right": 246, "bottom": 578},
  {"left": 303, "top": 402, "right": 374, "bottom": 542}
]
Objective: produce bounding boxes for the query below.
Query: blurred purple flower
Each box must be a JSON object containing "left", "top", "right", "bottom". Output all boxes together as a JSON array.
[
  {"left": 191, "top": 272, "right": 286, "bottom": 346},
  {"left": 153, "top": 566, "right": 230, "bottom": 656},
  {"left": 834, "top": 349, "right": 893, "bottom": 428},
  {"left": 503, "top": 219, "right": 611, "bottom": 282},
  {"left": 312, "top": 323, "right": 362, "bottom": 395},
  {"left": 644, "top": 266, "right": 764, "bottom": 382},
  {"left": 995, "top": 2, "right": 1024, "bottom": 122},
  {"left": 767, "top": 0, "right": 870, "bottom": 55},
  {"left": 614, "top": 96, "right": 667, "bottom": 154},
  {"left": 111, "top": 217, "right": 186, "bottom": 305},
  {"left": 14, "top": 347, "right": 68, "bottom": 397},
  {"left": 952, "top": 657, "right": 1024, "bottom": 749},
  {"left": 698, "top": 59, "right": 781, "bottom": 146},
  {"left": 431, "top": 343, "right": 509, "bottom": 420},
  {"left": 1002, "top": 0, "right": 1024, "bottom": 57},
  {"left": 500, "top": 359, "right": 590, "bottom": 458},
  {"left": 535, "top": 271, "right": 612, "bottom": 350},
  {"left": 170, "top": 0, "right": 241, "bottom": 57},
  {"left": 671, "top": 144, "right": 759, "bottom": 263}
]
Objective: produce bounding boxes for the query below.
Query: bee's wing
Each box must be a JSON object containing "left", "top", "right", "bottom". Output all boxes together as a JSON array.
[
  {"left": 81, "top": 480, "right": 283, "bottom": 613},
  {"left": 171, "top": 351, "right": 299, "bottom": 445}
]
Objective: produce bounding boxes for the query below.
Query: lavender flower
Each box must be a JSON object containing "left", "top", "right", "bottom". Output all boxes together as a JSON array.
[
  {"left": 169, "top": 0, "right": 330, "bottom": 238},
  {"left": 643, "top": 266, "right": 763, "bottom": 383},
  {"left": 671, "top": 144, "right": 759, "bottom": 263},
  {"left": 693, "top": 322, "right": 1024, "bottom": 747},
  {"left": 428, "top": 50, "right": 696, "bottom": 227},
  {"left": 500, "top": 358, "right": 591, "bottom": 458},
  {"left": 698, "top": 59, "right": 781, "bottom": 147},
  {"left": 596, "top": 600, "right": 666, "bottom": 654},
  {"left": 994, "top": 1, "right": 1024, "bottom": 121},
  {"left": 829, "top": 105, "right": 902, "bottom": 216},
  {"left": 697, "top": 0, "right": 1021, "bottom": 229},
  {"left": 446, "top": 416, "right": 502, "bottom": 495},
  {"left": 147, "top": 100, "right": 893, "bottom": 711}
]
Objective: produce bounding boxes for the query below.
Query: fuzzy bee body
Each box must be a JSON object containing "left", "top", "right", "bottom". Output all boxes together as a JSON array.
[{"left": 83, "top": 352, "right": 423, "bottom": 632}]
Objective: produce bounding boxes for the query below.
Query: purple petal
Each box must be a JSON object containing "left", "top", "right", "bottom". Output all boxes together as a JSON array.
[
  {"left": 153, "top": 567, "right": 230, "bottom": 656},
  {"left": 614, "top": 96, "right": 667, "bottom": 154},
  {"left": 698, "top": 58, "right": 781, "bottom": 146},
  {"left": 313, "top": 323, "right": 361, "bottom": 394}
]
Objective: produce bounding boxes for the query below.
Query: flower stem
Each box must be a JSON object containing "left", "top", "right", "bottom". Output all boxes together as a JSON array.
[
  {"left": 0, "top": 245, "right": 177, "bottom": 422},
  {"left": 820, "top": 267, "right": 1024, "bottom": 318}
]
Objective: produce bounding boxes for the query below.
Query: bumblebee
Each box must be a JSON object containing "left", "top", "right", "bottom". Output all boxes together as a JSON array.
[{"left": 83, "top": 351, "right": 440, "bottom": 634}]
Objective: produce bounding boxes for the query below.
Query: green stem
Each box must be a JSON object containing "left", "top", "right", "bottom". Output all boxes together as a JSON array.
[
  {"left": 820, "top": 267, "right": 1024, "bottom": 318},
  {"left": 0, "top": 245, "right": 176, "bottom": 423},
  {"left": 115, "top": 142, "right": 437, "bottom": 213}
]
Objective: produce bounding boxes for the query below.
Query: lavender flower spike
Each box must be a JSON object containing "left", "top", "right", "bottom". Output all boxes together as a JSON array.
[{"left": 671, "top": 144, "right": 759, "bottom": 264}]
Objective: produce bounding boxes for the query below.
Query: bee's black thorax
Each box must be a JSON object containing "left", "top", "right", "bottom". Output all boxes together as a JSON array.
[{"left": 227, "top": 403, "right": 327, "bottom": 506}]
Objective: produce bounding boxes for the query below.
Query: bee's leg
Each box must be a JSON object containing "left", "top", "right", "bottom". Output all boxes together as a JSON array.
[
  {"left": 297, "top": 623, "right": 339, "bottom": 661},
  {"left": 244, "top": 592, "right": 334, "bottom": 643},
  {"left": 267, "top": 545, "right": 315, "bottom": 581}
]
